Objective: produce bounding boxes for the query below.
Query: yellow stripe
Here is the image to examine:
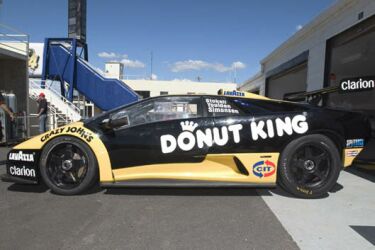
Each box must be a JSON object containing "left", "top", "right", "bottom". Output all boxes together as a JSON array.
[{"left": 111, "top": 153, "right": 279, "bottom": 184}]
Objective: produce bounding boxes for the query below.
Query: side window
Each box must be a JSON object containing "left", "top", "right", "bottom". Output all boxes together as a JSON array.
[
  {"left": 231, "top": 99, "right": 267, "bottom": 115},
  {"left": 203, "top": 97, "right": 242, "bottom": 117},
  {"left": 232, "top": 99, "right": 309, "bottom": 114},
  {"left": 111, "top": 96, "right": 202, "bottom": 128}
]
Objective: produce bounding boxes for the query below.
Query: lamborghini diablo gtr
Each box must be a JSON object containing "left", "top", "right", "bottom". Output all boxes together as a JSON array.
[{"left": 2, "top": 93, "right": 371, "bottom": 198}]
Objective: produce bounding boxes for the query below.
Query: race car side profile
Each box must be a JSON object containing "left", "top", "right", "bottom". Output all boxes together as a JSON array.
[{"left": 2, "top": 93, "right": 371, "bottom": 198}]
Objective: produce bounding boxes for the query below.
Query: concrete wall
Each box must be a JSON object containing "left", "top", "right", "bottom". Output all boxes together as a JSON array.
[
  {"left": 125, "top": 79, "right": 237, "bottom": 97},
  {"left": 241, "top": 0, "right": 375, "bottom": 93}
]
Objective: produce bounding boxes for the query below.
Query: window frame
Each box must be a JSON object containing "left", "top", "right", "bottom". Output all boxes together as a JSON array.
[{"left": 110, "top": 96, "right": 205, "bottom": 130}]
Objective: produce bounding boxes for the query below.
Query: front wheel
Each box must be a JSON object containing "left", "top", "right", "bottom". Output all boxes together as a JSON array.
[
  {"left": 278, "top": 134, "right": 342, "bottom": 198},
  {"left": 39, "top": 136, "right": 98, "bottom": 195}
]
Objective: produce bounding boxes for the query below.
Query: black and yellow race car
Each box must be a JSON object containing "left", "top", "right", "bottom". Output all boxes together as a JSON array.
[{"left": 2, "top": 92, "right": 371, "bottom": 198}]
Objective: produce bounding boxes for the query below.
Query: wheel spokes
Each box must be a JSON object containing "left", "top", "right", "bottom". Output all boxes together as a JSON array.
[{"left": 46, "top": 143, "right": 89, "bottom": 190}]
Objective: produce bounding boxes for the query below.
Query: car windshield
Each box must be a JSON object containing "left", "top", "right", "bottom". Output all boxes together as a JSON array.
[{"left": 110, "top": 96, "right": 201, "bottom": 128}]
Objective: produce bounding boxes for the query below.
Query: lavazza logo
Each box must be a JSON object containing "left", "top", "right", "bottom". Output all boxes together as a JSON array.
[
  {"left": 160, "top": 115, "right": 308, "bottom": 154},
  {"left": 8, "top": 151, "right": 35, "bottom": 162}
]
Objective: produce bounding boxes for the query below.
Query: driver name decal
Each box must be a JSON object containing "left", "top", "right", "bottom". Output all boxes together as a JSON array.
[
  {"left": 205, "top": 98, "right": 240, "bottom": 114},
  {"left": 160, "top": 114, "right": 308, "bottom": 154}
]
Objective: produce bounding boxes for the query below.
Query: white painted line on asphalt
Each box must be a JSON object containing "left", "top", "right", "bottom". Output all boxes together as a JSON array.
[{"left": 258, "top": 171, "right": 375, "bottom": 250}]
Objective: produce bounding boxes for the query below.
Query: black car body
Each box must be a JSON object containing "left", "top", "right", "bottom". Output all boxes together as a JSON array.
[{"left": 2, "top": 93, "right": 371, "bottom": 197}]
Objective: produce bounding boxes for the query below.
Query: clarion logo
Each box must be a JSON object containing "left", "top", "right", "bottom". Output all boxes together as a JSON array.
[
  {"left": 9, "top": 166, "right": 36, "bottom": 177},
  {"left": 8, "top": 151, "right": 35, "bottom": 162},
  {"left": 340, "top": 78, "right": 375, "bottom": 92}
]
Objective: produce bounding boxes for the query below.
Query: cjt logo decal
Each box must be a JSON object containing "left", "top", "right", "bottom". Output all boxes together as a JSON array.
[{"left": 252, "top": 160, "right": 276, "bottom": 178}]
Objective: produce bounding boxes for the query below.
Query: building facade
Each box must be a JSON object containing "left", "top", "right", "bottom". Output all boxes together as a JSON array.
[
  {"left": 125, "top": 79, "right": 237, "bottom": 99},
  {"left": 239, "top": 0, "right": 375, "bottom": 116},
  {"left": 104, "top": 62, "right": 237, "bottom": 99}
]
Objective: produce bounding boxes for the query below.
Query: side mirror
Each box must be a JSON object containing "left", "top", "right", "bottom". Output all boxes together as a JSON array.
[{"left": 101, "top": 116, "right": 129, "bottom": 130}]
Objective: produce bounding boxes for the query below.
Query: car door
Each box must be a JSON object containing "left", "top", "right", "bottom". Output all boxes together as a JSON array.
[
  {"left": 102, "top": 96, "right": 214, "bottom": 169},
  {"left": 208, "top": 96, "right": 310, "bottom": 154}
]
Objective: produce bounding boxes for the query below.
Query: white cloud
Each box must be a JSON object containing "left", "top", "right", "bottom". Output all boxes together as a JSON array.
[
  {"left": 97, "top": 51, "right": 145, "bottom": 68},
  {"left": 296, "top": 24, "right": 303, "bottom": 31},
  {"left": 97, "top": 52, "right": 128, "bottom": 59},
  {"left": 120, "top": 58, "right": 145, "bottom": 68},
  {"left": 171, "top": 78, "right": 193, "bottom": 82},
  {"left": 151, "top": 73, "right": 158, "bottom": 80},
  {"left": 170, "top": 60, "right": 246, "bottom": 73},
  {"left": 231, "top": 61, "right": 246, "bottom": 70}
]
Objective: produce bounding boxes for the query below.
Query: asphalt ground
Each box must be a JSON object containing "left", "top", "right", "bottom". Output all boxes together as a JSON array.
[
  {"left": 1, "top": 146, "right": 374, "bottom": 250},
  {"left": 0, "top": 146, "right": 298, "bottom": 250}
]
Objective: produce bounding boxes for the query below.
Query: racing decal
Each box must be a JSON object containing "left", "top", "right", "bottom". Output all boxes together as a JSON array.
[
  {"left": 223, "top": 90, "right": 245, "bottom": 97},
  {"left": 250, "top": 115, "right": 308, "bottom": 140},
  {"left": 161, "top": 121, "right": 243, "bottom": 154},
  {"left": 41, "top": 126, "right": 94, "bottom": 143},
  {"left": 252, "top": 160, "right": 276, "bottom": 178},
  {"left": 346, "top": 150, "right": 360, "bottom": 157},
  {"left": 346, "top": 139, "right": 364, "bottom": 148},
  {"left": 205, "top": 98, "right": 240, "bottom": 114},
  {"left": 8, "top": 165, "right": 36, "bottom": 177},
  {"left": 7, "top": 150, "right": 40, "bottom": 181},
  {"left": 8, "top": 151, "right": 35, "bottom": 162},
  {"left": 160, "top": 114, "right": 308, "bottom": 154},
  {"left": 340, "top": 77, "right": 375, "bottom": 93}
]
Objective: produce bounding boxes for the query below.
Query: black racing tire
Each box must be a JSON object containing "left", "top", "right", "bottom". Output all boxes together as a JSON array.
[
  {"left": 278, "top": 134, "right": 341, "bottom": 198},
  {"left": 39, "top": 136, "right": 98, "bottom": 195}
]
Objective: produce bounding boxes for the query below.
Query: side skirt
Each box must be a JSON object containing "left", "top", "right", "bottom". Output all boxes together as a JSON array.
[{"left": 101, "top": 179, "right": 276, "bottom": 188}]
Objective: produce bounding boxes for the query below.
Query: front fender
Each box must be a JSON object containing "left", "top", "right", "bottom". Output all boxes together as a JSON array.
[{"left": 13, "top": 122, "right": 113, "bottom": 183}]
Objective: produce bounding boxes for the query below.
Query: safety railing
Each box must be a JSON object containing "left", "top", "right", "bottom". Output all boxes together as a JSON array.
[{"left": 29, "top": 79, "right": 81, "bottom": 129}]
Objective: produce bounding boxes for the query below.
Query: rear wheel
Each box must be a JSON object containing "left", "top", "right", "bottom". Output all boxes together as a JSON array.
[
  {"left": 40, "top": 136, "right": 98, "bottom": 195},
  {"left": 278, "top": 134, "right": 341, "bottom": 198}
]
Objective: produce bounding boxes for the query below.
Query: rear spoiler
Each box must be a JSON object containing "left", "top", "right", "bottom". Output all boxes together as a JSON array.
[{"left": 284, "top": 86, "right": 339, "bottom": 104}]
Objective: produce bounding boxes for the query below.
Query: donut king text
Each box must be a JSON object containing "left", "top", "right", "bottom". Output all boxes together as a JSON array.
[
  {"left": 40, "top": 126, "right": 94, "bottom": 143},
  {"left": 340, "top": 78, "right": 375, "bottom": 92},
  {"left": 160, "top": 115, "right": 309, "bottom": 154}
]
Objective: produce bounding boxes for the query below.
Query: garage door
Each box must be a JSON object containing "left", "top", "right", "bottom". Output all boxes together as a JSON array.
[{"left": 266, "top": 63, "right": 307, "bottom": 100}]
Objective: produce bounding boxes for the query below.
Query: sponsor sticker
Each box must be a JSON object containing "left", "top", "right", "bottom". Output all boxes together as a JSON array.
[
  {"left": 223, "top": 90, "right": 245, "bottom": 97},
  {"left": 346, "top": 139, "right": 364, "bottom": 148},
  {"left": 160, "top": 114, "right": 309, "bottom": 154},
  {"left": 8, "top": 151, "right": 35, "bottom": 162},
  {"left": 205, "top": 98, "right": 240, "bottom": 114},
  {"left": 8, "top": 165, "right": 36, "bottom": 177},
  {"left": 252, "top": 160, "right": 276, "bottom": 178},
  {"left": 339, "top": 77, "right": 375, "bottom": 93},
  {"left": 7, "top": 150, "right": 39, "bottom": 180},
  {"left": 346, "top": 150, "right": 360, "bottom": 157},
  {"left": 40, "top": 126, "right": 94, "bottom": 143},
  {"left": 160, "top": 121, "right": 243, "bottom": 154}
]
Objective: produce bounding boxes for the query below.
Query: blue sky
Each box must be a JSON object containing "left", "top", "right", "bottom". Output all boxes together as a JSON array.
[{"left": 0, "top": 0, "right": 335, "bottom": 83}]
